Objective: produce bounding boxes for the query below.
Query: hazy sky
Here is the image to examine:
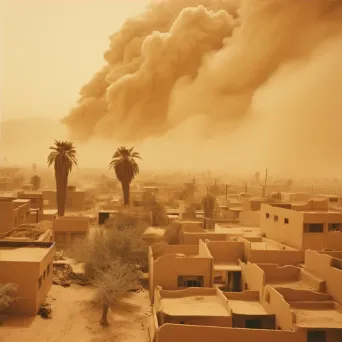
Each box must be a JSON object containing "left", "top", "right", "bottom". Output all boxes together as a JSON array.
[{"left": 1, "top": 0, "right": 148, "bottom": 121}]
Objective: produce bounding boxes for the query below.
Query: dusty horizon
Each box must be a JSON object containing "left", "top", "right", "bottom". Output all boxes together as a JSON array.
[{"left": 2, "top": 0, "right": 342, "bottom": 177}]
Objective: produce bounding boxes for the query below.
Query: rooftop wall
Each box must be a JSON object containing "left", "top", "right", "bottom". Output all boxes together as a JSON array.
[
  {"left": 156, "top": 324, "right": 304, "bottom": 342},
  {"left": 304, "top": 250, "right": 342, "bottom": 304},
  {"left": 151, "top": 243, "right": 199, "bottom": 259},
  {"left": 240, "top": 262, "right": 264, "bottom": 300},
  {"left": 205, "top": 240, "right": 244, "bottom": 263},
  {"left": 52, "top": 216, "right": 89, "bottom": 232}
]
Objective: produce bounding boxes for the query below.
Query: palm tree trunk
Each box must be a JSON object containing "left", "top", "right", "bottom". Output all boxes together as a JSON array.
[
  {"left": 121, "top": 182, "right": 130, "bottom": 206},
  {"left": 55, "top": 167, "right": 68, "bottom": 216},
  {"left": 100, "top": 302, "right": 109, "bottom": 326}
]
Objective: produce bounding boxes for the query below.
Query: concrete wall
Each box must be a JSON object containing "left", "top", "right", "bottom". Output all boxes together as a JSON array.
[
  {"left": 151, "top": 251, "right": 212, "bottom": 302},
  {"left": 260, "top": 204, "right": 304, "bottom": 250},
  {"left": 0, "top": 243, "right": 55, "bottom": 315},
  {"left": 241, "top": 238, "right": 304, "bottom": 266},
  {"left": 304, "top": 250, "right": 342, "bottom": 304},
  {"left": 156, "top": 324, "right": 305, "bottom": 342},
  {"left": 0, "top": 201, "right": 15, "bottom": 233},
  {"left": 240, "top": 262, "right": 265, "bottom": 299},
  {"left": 261, "top": 286, "right": 295, "bottom": 331},
  {"left": 206, "top": 241, "right": 244, "bottom": 262}
]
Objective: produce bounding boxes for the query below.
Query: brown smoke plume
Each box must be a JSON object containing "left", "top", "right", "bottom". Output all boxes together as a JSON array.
[{"left": 62, "top": 0, "right": 342, "bottom": 176}]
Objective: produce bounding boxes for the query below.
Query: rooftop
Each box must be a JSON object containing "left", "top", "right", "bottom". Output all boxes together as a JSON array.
[
  {"left": 214, "top": 262, "right": 241, "bottom": 272},
  {"left": 0, "top": 241, "right": 54, "bottom": 262},
  {"left": 160, "top": 295, "right": 230, "bottom": 317},
  {"left": 228, "top": 300, "right": 268, "bottom": 315},
  {"left": 268, "top": 281, "right": 315, "bottom": 291},
  {"left": 293, "top": 308, "right": 342, "bottom": 329}
]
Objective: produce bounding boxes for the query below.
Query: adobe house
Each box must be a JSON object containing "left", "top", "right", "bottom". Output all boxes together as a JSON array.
[
  {"left": 205, "top": 240, "right": 245, "bottom": 292},
  {"left": 42, "top": 209, "right": 58, "bottom": 221},
  {"left": 52, "top": 216, "right": 89, "bottom": 249},
  {"left": 0, "top": 240, "right": 56, "bottom": 315},
  {"left": 43, "top": 186, "right": 86, "bottom": 212},
  {"left": 0, "top": 198, "right": 31, "bottom": 234},
  {"left": 240, "top": 237, "right": 304, "bottom": 266},
  {"left": 262, "top": 286, "right": 342, "bottom": 342},
  {"left": 260, "top": 200, "right": 342, "bottom": 250},
  {"left": 148, "top": 241, "right": 213, "bottom": 303},
  {"left": 150, "top": 286, "right": 305, "bottom": 342},
  {"left": 17, "top": 191, "right": 44, "bottom": 223}
]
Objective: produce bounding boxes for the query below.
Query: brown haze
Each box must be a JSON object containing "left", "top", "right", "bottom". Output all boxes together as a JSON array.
[{"left": 3, "top": 0, "right": 342, "bottom": 176}]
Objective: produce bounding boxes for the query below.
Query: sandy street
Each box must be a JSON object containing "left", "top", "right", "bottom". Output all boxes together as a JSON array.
[{"left": 0, "top": 284, "right": 151, "bottom": 342}]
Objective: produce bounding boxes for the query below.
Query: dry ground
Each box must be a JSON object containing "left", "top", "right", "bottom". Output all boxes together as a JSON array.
[{"left": 0, "top": 284, "right": 151, "bottom": 342}]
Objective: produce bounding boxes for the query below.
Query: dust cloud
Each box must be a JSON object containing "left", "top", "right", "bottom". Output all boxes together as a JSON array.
[{"left": 21, "top": 0, "right": 342, "bottom": 176}]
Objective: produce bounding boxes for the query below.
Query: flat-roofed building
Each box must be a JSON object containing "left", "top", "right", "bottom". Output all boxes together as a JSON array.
[
  {"left": 52, "top": 216, "right": 89, "bottom": 249},
  {"left": 261, "top": 200, "right": 342, "bottom": 250},
  {"left": 0, "top": 240, "right": 55, "bottom": 315}
]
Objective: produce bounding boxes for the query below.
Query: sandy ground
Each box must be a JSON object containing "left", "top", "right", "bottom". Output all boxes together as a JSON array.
[{"left": 0, "top": 284, "right": 151, "bottom": 342}]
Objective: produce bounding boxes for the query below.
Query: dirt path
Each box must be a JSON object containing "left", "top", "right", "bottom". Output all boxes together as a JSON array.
[{"left": 0, "top": 285, "right": 151, "bottom": 342}]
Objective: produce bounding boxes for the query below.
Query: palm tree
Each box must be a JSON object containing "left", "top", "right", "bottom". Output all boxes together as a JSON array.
[
  {"left": 201, "top": 194, "right": 217, "bottom": 230},
  {"left": 47, "top": 140, "right": 78, "bottom": 216},
  {"left": 109, "top": 147, "right": 141, "bottom": 206}
]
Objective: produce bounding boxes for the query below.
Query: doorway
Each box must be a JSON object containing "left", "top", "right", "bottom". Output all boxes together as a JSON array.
[
  {"left": 307, "top": 330, "right": 326, "bottom": 342},
  {"left": 245, "top": 319, "right": 262, "bottom": 329},
  {"left": 227, "top": 272, "right": 242, "bottom": 292}
]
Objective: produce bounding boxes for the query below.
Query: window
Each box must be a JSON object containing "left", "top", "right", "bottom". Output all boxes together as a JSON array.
[
  {"left": 38, "top": 276, "right": 42, "bottom": 290},
  {"left": 47, "top": 264, "right": 50, "bottom": 275},
  {"left": 43, "top": 270, "right": 46, "bottom": 280},
  {"left": 328, "top": 223, "right": 342, "bottom": 232},
  {"left": 178, "top": 276, "right": 204, "bottom": 288},
  {"left": 180, "top": 321, "right": 185, "bottom": 324},
  {"left": 265, "top": 291, "right": 270, "bottom": 303},
  {"left": 304, "top": 224, "right": 324, "bottom": 233},
  {"left": 266, "top": 213, "right": 270, "bottom": 219},
  {"left": 284, "top": 218, "right": 289, "bottom": 224},
  {"left": 274, "top": 215, "right": 278, "bottom": 222}
]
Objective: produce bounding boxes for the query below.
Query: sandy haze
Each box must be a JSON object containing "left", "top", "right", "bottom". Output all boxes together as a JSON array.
[{"left": 2, "top": 0, "right": 342, "bottom": 177}]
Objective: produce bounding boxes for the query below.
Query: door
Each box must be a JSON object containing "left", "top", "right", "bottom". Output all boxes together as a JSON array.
[
  {"left": 307, "top": 331, "right": 326, "bottom": 342},
  {"left": 227, "top": 272, "right": 242, "bottom": 292}
]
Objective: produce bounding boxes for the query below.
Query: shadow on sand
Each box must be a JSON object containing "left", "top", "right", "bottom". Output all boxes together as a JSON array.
[{"left": 0, "top": 313, "right": 36, "bottom": 328}]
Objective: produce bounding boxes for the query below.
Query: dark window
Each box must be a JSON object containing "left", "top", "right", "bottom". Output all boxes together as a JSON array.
[
  {"left": 178, "top": 276, "right": 204, "bottom": 288},
  {"left": 38, "top": 276, "right": 42, "bottom": 290},
  {"left": 307, "top": 330, "right": 326, "bottom": 342},
  {"left": 328, "top": 223, "right": 342, "bottom": 232},
  {"left": 284, "top": 218, "right": 289, "bottom": 224},
  {"left": 245, "top": 319, "right": 262, "bottom": 329},
  {"left": 180, "top": 321, "right": 185, "bottom": 324},
  {"left": 266, "top": 213, "right": 270, "bottom": 219},
  {"left": 274, "top": 215, "right": 278, "bottom": 222},
  {"left": 304, "top": 224, "right": 324, "bottom": 233},
  {"left": 43, "top": 270, "right": 46, "bottom": 279},
  {"left": 47, "top": 264, "right": 50, "bottom": 275},
  {"left": 245, "top": 283, "right": 248, "bottom": 290}
]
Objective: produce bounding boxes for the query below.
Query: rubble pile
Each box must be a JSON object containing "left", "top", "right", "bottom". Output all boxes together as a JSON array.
[{"left": 52, "top": 263, "right": 91, "bottom": 287}]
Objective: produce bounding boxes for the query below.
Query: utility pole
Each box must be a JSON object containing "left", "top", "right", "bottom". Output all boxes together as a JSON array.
[
  {"left": 226, "top": 184, "right": 228, "bottom": 201},
  {"left": 262, "top": 168, "right": 268, "bottom": 197},
  {"left": 245, "top": 182, "right": 248, "bottom": 194}
]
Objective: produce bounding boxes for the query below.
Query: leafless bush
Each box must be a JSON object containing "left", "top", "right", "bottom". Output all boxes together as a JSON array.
[{"left": 0, "top": 283, "right": 18, "bottom": 312}]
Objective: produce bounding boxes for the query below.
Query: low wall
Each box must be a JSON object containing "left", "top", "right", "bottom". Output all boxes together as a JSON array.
[{"left": 156, "top": 324, "right": 305, "bottom": 342}]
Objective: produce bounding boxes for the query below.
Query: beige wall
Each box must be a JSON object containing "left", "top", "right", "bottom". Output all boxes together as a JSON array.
[
  {"left": 261, "top": 286, "right": 295, "bottom": 331},
  {"left": 304, "top": 250, "right": 342, "bottom": 304},
  {"left": 0, "top": 201, "right": 15, "bottom": 233},
  {"left": 0, "top": 243, "right": 55, "bottom": 315},
  {"left": 260, "top": 204, "right": 304, "bottom": 249},
  {"left": 151, "top": 253, "right": 212, "bottom": 302},
  {"left": 240, "top": 262, "right": 265, "bottom": 299},
  {"left": 52, "top": 217, "right": 89, "bottom": 249},
  {"left": 206, "top": 241, "right": 244, "bottom": 262},
  {"left": 156, "top": 324, "right": 305, "bottom": 342}
]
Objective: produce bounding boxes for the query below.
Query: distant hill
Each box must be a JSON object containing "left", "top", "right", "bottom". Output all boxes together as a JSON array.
[{"left": 0, "top": 117, "right": 67, "bottom": 148}]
